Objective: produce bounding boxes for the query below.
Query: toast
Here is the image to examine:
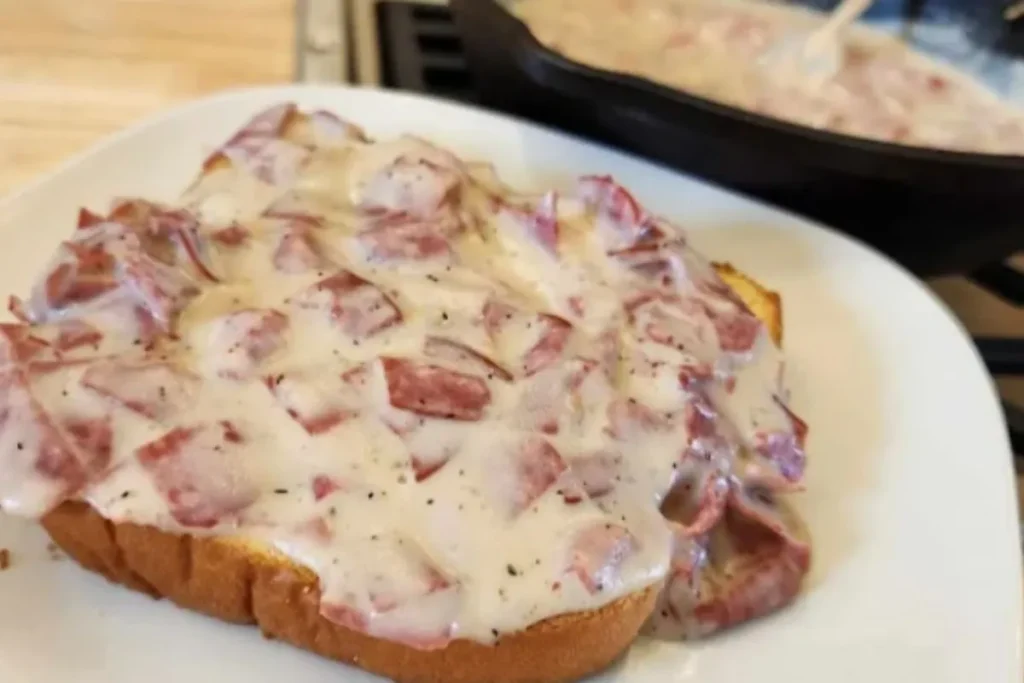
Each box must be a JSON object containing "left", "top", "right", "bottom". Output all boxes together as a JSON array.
[
  {"left": 38, "top": 262, "right": 786, "bottom": 683},
  {"left": 2, "top": 104, "right": 810, "bottom": 683}
]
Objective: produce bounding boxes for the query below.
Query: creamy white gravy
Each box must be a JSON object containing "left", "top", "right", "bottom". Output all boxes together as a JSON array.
[
  {"left": 0, "top": 104, "right": 809, "bottom": 648},
  {"left": 515, "top": 0, "right": 1024, "bottom": 155}
]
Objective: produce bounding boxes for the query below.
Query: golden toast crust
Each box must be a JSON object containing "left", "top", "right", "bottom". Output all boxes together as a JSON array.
[
  {"left": 41, "top": 501, "right": 659, "bottom": 683},
  {"left": 712, "top": 262, "right": 783, "bottom": 346}
]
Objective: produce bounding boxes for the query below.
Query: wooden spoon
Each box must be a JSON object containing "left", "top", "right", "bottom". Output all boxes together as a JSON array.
[{"left": 761, "top": 0, "right": 874, "bottom": 85}]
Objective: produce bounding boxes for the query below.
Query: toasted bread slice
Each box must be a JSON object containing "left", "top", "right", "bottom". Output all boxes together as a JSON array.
[{"left": 40, "top": 262, "right": 783, "bottom": 683}]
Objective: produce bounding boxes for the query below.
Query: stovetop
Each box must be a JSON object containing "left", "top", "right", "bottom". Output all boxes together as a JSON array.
[{"left": 303, "top": 0, "right": 1024, "bottom": 459}]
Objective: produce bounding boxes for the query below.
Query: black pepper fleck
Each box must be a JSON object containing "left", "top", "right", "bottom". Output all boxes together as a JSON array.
[
  {"left": 274, "top": 488, "right": 288, "bottom": 495},
  {"left": 506, "top": 564, "right": 518, "bottom": 577},
  {"left": 367, "top": 492, "right": 375, "bottom": 500},
  {"left": 120, "top": 491, "right": 132, "bottom": 499},
  {"left": 15, "top": 442, "right": 23, "bottom": 451},
  {"left": 426, "top": 498, "right": 434, "bottom": 505},
  {"left": 491, "top": 629, "right": 499, "bottom": 638}
]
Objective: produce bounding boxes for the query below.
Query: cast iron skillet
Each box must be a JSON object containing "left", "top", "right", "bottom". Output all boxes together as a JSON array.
[{"left": 450, "top": 0, "right": 1024, "bottom": 275}]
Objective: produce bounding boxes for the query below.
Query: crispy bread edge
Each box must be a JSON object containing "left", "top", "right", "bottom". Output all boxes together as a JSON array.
[
  {"left": 712, "top": 262, "right": 783, "bottom": 346},
  {"left": 41, "top": 502, "right": 658, "bottom": 683}
]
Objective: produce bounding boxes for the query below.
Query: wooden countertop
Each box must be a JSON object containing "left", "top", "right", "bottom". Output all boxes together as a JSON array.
[{"left": 0, "top": 0, "right": 295, "bottom": 195}]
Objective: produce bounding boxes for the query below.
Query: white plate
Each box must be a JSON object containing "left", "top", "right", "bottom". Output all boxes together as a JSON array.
[{"left": 0, "top": 85, "right": 1019, "bottom": 683}]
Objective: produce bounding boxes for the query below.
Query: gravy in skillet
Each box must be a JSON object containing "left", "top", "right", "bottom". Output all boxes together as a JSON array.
[{"left": 515, "top": 0, "right": 1024, "bottom": 155}]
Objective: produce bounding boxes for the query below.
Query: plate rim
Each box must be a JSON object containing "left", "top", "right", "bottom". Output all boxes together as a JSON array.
[{"left": 0, "top": 83, "right": 1019, "bottom": 680}]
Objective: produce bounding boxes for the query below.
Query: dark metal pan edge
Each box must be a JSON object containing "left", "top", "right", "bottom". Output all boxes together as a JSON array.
[{"left": 458, "top": 0, "right": 1024, "bottom": 176}]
